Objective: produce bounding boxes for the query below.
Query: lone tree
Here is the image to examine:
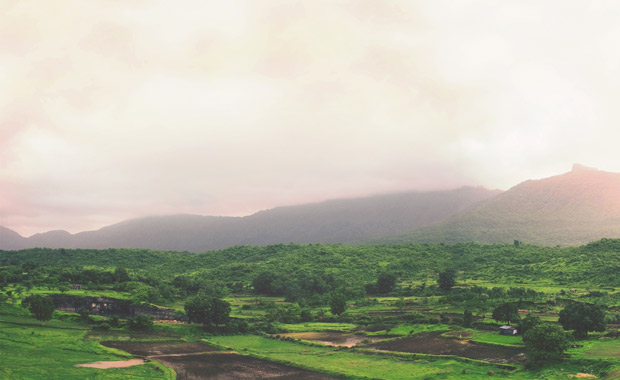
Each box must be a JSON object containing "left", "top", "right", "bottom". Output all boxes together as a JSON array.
[
  {"left": 185, "top": 295, "right": 231, "bottom": 327},
  {"left": 559, "top": 302, "right": 605, "bottom": 338},
  {"left": 492, "top": 302, "right": 521, "bottom": 324},
  {"left": 330, "top": 293, "right": 347, "bottom": 316},
  {"left": 437, "top": 269, "right": 456, "bottom": 291},
  {"left": 519, "top": 313, "right": 542, "bottom": 340},
  {"left": 523, "top": 323, "right": 569, "bottom": 363},
  {"left": 22, "top": 294, "right": 54, "bottom": 324}
]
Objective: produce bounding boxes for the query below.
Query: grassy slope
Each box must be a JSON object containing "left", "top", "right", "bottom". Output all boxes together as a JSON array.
[{"left": 0, "top": 304, "right": 175, "bottom": 380}]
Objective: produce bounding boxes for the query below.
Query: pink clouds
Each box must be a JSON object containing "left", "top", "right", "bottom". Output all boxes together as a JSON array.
[{"left": 2, "top": 1, "right": 620, "bottom": 236}]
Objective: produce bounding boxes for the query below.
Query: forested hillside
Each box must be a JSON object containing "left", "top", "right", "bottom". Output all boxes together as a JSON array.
[{"left": 3, "top": 239, "right": 620, "bottom": 304}]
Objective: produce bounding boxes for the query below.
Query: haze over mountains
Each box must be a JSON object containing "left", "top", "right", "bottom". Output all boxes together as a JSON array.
[
  {"left": 0, "top": 187, "right": 497, "bottom": 252},
  {"left": 378, "top": 164, "right": 620, "bottom": 246},
  {"left": 2, "top": 164, "right": 620, "bottom": 252}
]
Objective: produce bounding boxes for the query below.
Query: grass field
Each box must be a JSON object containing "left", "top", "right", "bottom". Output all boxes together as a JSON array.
[
  {"left": 0, "top": 321, "right": 175, "bottom": 380},
  {"left": 469, "top": 331, "right": 525, "bottom": 347}
]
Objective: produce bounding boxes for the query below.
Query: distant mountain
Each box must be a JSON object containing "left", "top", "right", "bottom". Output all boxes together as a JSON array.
[
  {"left": 379, "top": 164, "right": 620, "bottom": 246},
  {"left": 0, "top": 226, "right": 28, "bottom": 251},
  {"left": 0, "top": 187, "right": 498, "bottom": 252}
]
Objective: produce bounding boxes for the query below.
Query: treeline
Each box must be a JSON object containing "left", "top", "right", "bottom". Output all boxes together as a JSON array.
[{"left": 2, "top": 239, "right": 620, "bottom": 296}]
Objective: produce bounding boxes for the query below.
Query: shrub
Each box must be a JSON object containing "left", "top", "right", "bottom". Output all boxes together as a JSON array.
[{"left": 128, "top": 314, "right": 154, "bottom": 331}]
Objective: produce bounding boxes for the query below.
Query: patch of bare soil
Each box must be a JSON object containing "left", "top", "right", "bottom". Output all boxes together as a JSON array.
[
  {"left": 568, "top": 373, "right": 597, "bottom": 378},
  {"left": 75, "top": 359, "right": 145, "bottom": 369},
  {"left": 153, "top": 353, "right": 342, "bottom": 380},
  {"left": 102, "top": 341, "right": 217, "bottom": 357},
  {"left": 102, "top": 341, "right": 342, "bottom": 379},
  {"left": 368, "top": 331, "right": 525, "bottom": 364}
]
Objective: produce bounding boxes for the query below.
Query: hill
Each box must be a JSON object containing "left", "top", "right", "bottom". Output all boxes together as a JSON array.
[
  {"left": 0, "top": 187, "right": 498, "bottom": 252},
  {"left": 379, "top": 164, "right": 620, "bottom": 246}
]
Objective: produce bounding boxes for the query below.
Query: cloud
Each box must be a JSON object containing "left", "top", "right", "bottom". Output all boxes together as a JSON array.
[{"left": 2, "top": 0, "right": 620, "bottom": 235}]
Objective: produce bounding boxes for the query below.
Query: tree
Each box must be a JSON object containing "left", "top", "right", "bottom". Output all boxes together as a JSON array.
[
  {"left": 252, "top": 271, "right": 277, "bottom": 295},
  {"left": 492, "top": 302, "right": 520, "bottom": 324},
  {"left": 395, "top": 297, "right": 406, "bottom": 313},
  {"left": 184, "top": 295, "right": 231, "bottom": 327},
  {"left": 376, "top": 272, "right": 397, "bottom": 294},
  {"left": 437, "top": 269, "right": 456, "bottom": 291},
  {"left": 463, "top": 309, "right": 473, "bottom": 328},
  {"left": 330, "top": 293, "right": 347, "bottom": 316},
  {"left": 57, "top": 282, "right": 70, "bottom": 294},
  {"left": 523, "top": 323, "right": 569, "bottom": 363},
  {"left": 559, "top": 303, "right": 606, "bottom": 338},
  {"left": 21, "top": 295, "right": 54, "bottom": 324},
  {"left": 114, "top": 267, "right": 130, "bottom": 283},
  {"left": 519, "top": 313, "right": 542, "bottom": 339},
  {"left": 128, "top": 314, "right": 153, "bottom": 331}
]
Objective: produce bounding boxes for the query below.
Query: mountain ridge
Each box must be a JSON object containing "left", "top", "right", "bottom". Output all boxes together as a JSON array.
[
  {"left": 376, "top": 164, "right": 620, "bottom": 246},
  {"left": 0, "top": 186, "right": 498, "bottom": 252}
]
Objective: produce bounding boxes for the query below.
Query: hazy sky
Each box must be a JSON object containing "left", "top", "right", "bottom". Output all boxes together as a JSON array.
[{"left": 2, "top": 0, "right": 620, "bottom": 236}]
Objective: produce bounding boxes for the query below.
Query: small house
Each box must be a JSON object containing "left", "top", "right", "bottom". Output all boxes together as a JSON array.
[
  {"left": 499, "top": 325, "right": 518, "bottom": 335},
  {"left": 71, "top": 284, "right": 82, "bottom": 290}
]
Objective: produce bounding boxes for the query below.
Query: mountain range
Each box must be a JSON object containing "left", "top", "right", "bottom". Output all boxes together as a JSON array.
[
  {"left": 378, "top": 164, "right": 620, "bottom": 246},
  {"left": 2, "top": 164, "right": 620, "bottom": 252}
]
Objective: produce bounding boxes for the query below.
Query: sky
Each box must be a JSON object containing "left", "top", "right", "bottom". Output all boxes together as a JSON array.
[{"left": 2, "top": 0, "right": 620, "bottom": 236}]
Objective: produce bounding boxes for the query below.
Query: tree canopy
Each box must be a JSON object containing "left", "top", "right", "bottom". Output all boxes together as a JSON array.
[
  {"left": 523, "top": 323, "right": 569, "bottom": 363},
  {"left": 330, "top": 293, "right": 347, "bottom": 316},
  {"left": 437, "top": 269, "right": 456, "bottom": 291},
  {"left": 184, "top": 295, "right": 231, "bottom": 327},
  {"left": 22, "top": 294, "right": 54, "bottom": 323},
  {"left": 558, "top": 302, "right": 606, "bottom": 338},
  {"left": 492, "top": 302, "right": 520, "bottom": 324}
]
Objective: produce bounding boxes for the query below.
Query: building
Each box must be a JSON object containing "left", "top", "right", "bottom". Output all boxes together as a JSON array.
[{"left": 499, "top": 325, "right": 518, "bottom": 335}]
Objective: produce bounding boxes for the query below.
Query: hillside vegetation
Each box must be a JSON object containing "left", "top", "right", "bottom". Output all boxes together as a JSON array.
[{"left": 3, "top": 239, "right": 620, "bottom": 296}]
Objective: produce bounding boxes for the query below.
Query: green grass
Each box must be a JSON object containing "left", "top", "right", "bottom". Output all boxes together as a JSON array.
[
  {"left": 0, "top": 321, "right": 175, "bottom": 380},
  {"left": 34, "top": 288, "right": 133, "bottom": 300},
  {"left": 469, "top": 331, "right": 525, "bottom": 347},
  {"left": 567, "top": 337, "right": 620, "bottom": 359},
  {"left": 584, "top": 339, "right": 620, "bottom": 358}
]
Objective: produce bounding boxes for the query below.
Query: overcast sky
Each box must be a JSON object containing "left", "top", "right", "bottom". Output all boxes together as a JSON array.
[{"left": 2, "top": 0, "right": 620, "bottom": 236}]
